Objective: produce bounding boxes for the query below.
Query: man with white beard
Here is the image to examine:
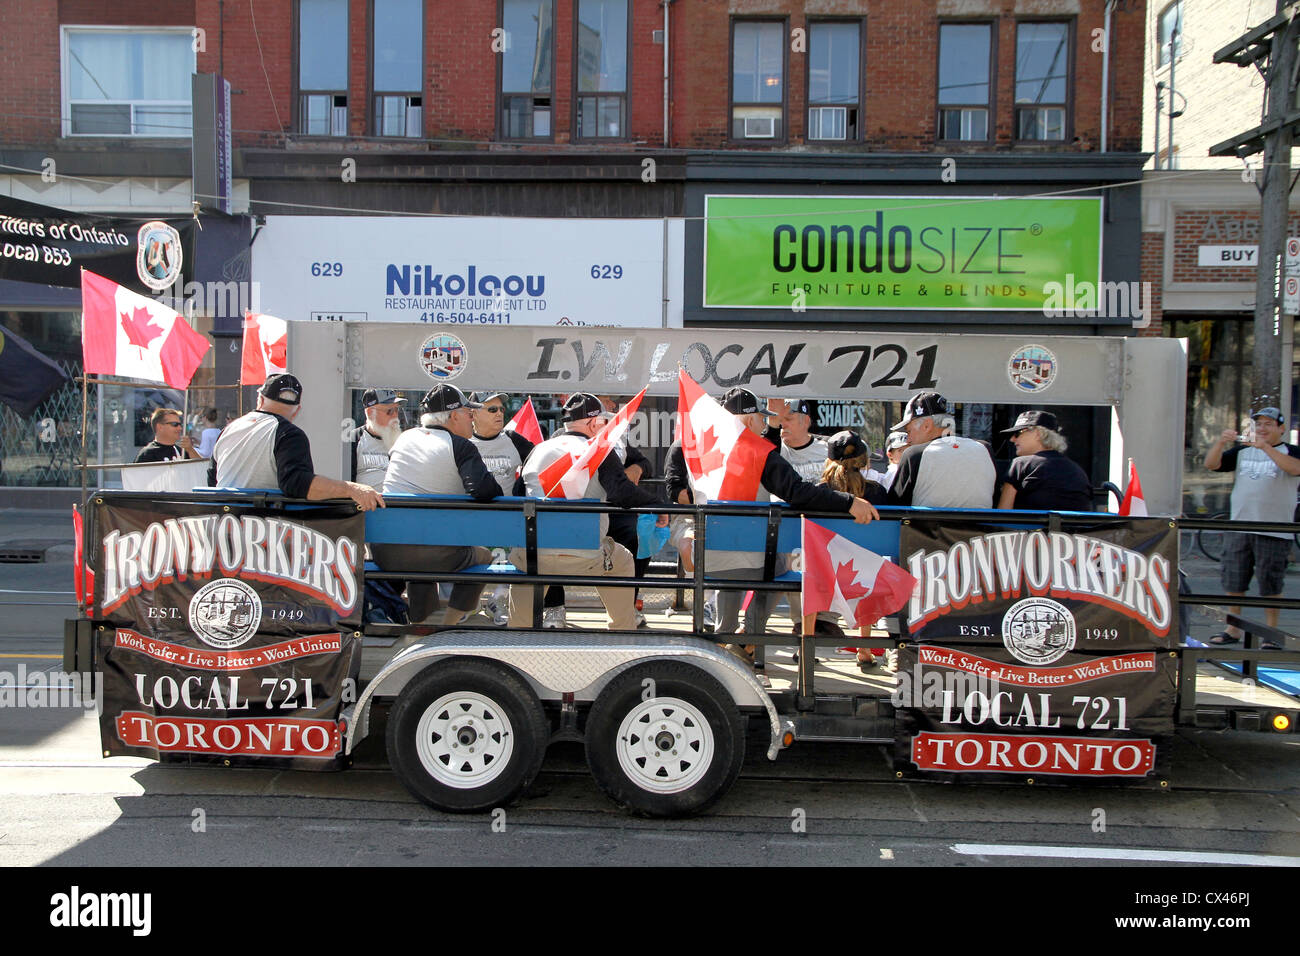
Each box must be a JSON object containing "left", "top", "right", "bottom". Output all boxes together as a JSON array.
[{"left": 349, "top": 387, "right": 406, "bottom": 488}]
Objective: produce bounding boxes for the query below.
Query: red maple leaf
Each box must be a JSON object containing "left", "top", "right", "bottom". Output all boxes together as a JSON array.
[
  {"left": 262, "top": 332, "right": 287, "bottom": 368},
  {"left": 835, "top": 560, "right": 872, "bottom": 601},
  {"left": 120, "top": 305, "right": 163, "bottom": 350},
  {"left": 694, "top": 425, "right": 726, "bottom": 475}
]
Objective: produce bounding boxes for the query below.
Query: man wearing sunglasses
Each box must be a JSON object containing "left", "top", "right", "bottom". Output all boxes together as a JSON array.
[
  {"left": 134, "top": 407, "right": 198, "bottom": 463},
  {"left": 470, "top": 391, "right": 534, "bottom": 493}
]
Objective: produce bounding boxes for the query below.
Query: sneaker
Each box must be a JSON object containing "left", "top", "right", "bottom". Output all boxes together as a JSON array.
[
  {"left": 484, "top": 598, "right": 508, "bottom": 626},
  {"left": 703, "top": 603, "right": 717, "bottom": 628},
  {"left": 884, "top": 649, "right": 899, "bottom": 673},
  {"left": 543, "top": 606, "right": 567, "bottom": 629},
  {"left": 634, "top": 610, "right": 648, "bottom": 629}
]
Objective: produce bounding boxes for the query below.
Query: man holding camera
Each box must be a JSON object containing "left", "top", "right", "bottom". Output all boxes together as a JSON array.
[{"left": 1204, "top": 407, "right": 1300, "bottom": 646}]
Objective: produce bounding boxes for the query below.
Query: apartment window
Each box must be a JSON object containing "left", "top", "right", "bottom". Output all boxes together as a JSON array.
[
  {"left": 574, "top": 0, "right": 628, "bottom": 139},
  {"left": 937, "top": 23, "right": 992, "bottom": 141},
  {"left": 807, "top": 21, "right": 860, "bottom": 141},
  {"left": 1158, "top": 2, "right": 1183, "bottom": 67},
  {"left": 372, "top": 0, "right": 423, "bottom": 137},
  {"left": 298, "top": 0, "right": 349, "bottom": 136},
  {"left": 500, "top": 0, "right": 555, "bottom": 139},
  {"left": 731, "top": 20, "right": 785, "bottom": 141},
  {"left": 1015, "top": 21, "right": 1070, "bottom": 141},
  {"left": 62, "top": 28, "right": 194, "bottom": 136}
]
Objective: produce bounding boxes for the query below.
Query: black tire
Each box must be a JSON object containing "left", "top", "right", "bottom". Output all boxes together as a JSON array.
[
  {"left": 385, "top": 658, "right": 549, "bottom": 813},
  {"left": 1197, "top": 513, "right": 1227, "bottom": 563},
  {"left": 584, "top": 661, "right": 745, "bottom": 818}
]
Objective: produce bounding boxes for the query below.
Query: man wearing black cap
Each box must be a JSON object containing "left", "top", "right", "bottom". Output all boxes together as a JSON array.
[
  {"left": 771, "top": 398, "right": 829, "bottom": 484},
  {"left": 1204, "top": 406, "right": 1300, "bottom": 646},
  {"left": 708, "top": 387, "right": 878, "bottom": 644},
  {"left": 348, "top": 387, "right": 407, "bottom": 489},
  {"left": 209, "top": 372, "right": 385, "bottom": 511},
  {"left": 375, "top": 384, "right": 503, "bottom": 626},
  {"left": 510, "top": 392, "right": 660, "bottom": 630},
  {"left": 885, "top": 390, "right": 996, "bottom": 508},
  {"left": 470, "top": 390, "right": 533, "bottom": 492},
  {"left": 996, "top": 410, "right": 1092, "bottom": 512}
]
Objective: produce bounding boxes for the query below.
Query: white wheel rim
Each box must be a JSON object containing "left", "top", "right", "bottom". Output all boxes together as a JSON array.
[
  {"left": 615, "top": 696, "right": 715, "bottom": 794},
  {"left": 414, "top": 691, "right": 515, "bottom": 790}
]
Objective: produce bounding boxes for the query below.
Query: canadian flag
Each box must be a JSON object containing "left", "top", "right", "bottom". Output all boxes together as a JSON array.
[
  {"left": 1119, "top": 459, "right": 1148, "bottom": 517},
  {"left": 677, "top": 368, "right": 770, "bottom": 502},
  {"left": 506, "top": 397, "right": 544, "bottom": 446},
  {"left": 538, "top": 388, "right": 647, "bottom": 498},
  {"left": 240, "top": 311, "right": 288, "bottom": 386},
  {"left": 71, "top": 504, "right": 94, "bottom": 609},
  {"left": 801, "top": 518, "right": 917, "bottom": 628},
  {"left": 80, "top": 270, "right": 209, "bottom": 389}
]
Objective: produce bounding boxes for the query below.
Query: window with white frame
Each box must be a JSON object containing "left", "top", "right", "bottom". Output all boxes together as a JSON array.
[
  {"left": 807, "top": 21, "right": 860, "bottom": 141},
  {"left": 1015, "top": 21, "right": 1070, "bottom": 141},
  {"left": 937, "top": 23, "right": 992, "bottom": 141},
  {"left": 63, "top": 27, "right": 195, "bottom": 137},
  {"left": 731, "top": 20, "right": 785, "bottom": 141},
  {"left": 298, "top": 0, "right": 349, "bottom": 136},
  {"left": 500, "top": 0, "right": 555, "bottom": 139},
  {"left": 372, "top": 0, "right": 423, "bottom": 137}
]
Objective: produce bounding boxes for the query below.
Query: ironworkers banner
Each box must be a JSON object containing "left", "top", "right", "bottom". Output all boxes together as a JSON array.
[
  {"left": 894, "top": 517, "right": 1178, "bottom": 783},
  {"left": 90, "top": 497, "right": 363, "bottom": 769}
]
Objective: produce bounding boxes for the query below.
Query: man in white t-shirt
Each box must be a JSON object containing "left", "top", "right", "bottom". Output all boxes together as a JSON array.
[
  {"left": 885, "top": 391, "right": 996, "bottom": 508},
  {"left": 771, "top": 398, "right": 829, "bottom": 484},
  {"left": 1205, "top": 406, "right": 1300, "bottom": 646}
]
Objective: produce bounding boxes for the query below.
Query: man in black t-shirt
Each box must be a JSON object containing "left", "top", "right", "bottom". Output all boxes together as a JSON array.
[{"left": 135, "top": 407, "right": 198, "bottom": 463}]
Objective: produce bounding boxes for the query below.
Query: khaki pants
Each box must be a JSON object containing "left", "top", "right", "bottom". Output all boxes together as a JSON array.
[{"left": 508, "top": 537, "right": 637, "bottom": 630}]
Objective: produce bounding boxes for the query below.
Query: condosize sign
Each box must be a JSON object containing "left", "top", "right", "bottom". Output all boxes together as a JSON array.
[{"left": 703, "top": 195, "right": 1102, "bottom": 311}]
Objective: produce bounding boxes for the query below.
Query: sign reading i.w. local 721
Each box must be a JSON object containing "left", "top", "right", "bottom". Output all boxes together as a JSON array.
[{"left": 703, "top": 195, "right": 1102, "bottom": 311}]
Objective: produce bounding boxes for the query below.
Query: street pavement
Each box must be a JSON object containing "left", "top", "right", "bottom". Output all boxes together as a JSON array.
[{"left": 2, "top": 507, "right": 1300, "bottom": 867}]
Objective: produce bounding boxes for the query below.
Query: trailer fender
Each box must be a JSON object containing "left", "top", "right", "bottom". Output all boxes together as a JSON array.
[{"left": 350, "top": 631, "right": 789, "bottom": 760}]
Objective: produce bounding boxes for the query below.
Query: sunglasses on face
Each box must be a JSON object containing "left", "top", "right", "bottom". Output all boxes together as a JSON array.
[
  {"left": 162, "top": 421, "right": 183, "bottom": 427},
  {"left": 484, "top": 406, "right": 504, "bottom": 414}
]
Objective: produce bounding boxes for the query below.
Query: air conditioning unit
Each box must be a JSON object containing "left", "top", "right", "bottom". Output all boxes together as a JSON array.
[
  {"left": 405, "top": 104, "right": 422, "bottom": 137},
  {"left": 331, "top": 105, "right": 348, "bottom": 137},
  {"left": 808, "top": 106, "right": 847, "bottom": 140},
  {"left": 743, "top": 116, "right": 775, "bottom": 139}
]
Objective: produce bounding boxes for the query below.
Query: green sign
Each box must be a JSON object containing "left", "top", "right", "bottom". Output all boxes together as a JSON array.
[{"left": 703, "top": 195, "right": 1102, "bottom": 311}]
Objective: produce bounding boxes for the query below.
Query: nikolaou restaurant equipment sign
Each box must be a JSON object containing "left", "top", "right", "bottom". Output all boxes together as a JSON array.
[{"left": 703, "top": 195, "right": 1102, "bottom": 311}]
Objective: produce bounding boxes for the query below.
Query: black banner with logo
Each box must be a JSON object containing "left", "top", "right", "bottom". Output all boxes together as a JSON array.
[
  {"left": 894, "top": 518, "right": 1179, "bottom": 784},
  {"left": 0, "top": 193, "right": 193, "bottom": 294},
  {"left": 91, "top": 498, "right": 363, "bottom": 769}
]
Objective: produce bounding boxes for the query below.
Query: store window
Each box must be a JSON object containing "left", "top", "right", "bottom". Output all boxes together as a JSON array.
[
  {"left": 372, "top": 0, "right": 423, "bottom": 137},
  {"left": 937, "top": 23, "right": 992, "bottom": 142},
  {"left": 574, "top": 0, "right": 628, "bottom": 140},
  {"left": 1015, "top": 21, "right": 1070, "bottom": 141},
  {"left": 0, "top": 312, "right": 84, "bottom": 487},
  {"left": 62, "top": 28, "right": 194, "bottom": 137},
  {"left": 731, "top": 19, "right": 785, "bottom": 142},
  {"left": 298, "top": 0, "right": 349, "bottom": 135},
  {"left": 807, "top": 21, "right": 860, "bottom": 142},
  {"left": 500, "top": 0, "right": 555, "bottom": 139}
]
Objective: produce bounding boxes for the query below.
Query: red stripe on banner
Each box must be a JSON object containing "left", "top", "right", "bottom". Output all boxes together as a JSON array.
[
  {"left": 116, "top": 711, "right": 341, "bottom": 758},
  {"left": 911, "top": 732, "right": 1156, "bottom": 776},
  {"left": 113, "top": 629, "right": 343, "bottom": 670},
  {"left": 915, "top": 647, "right": 1157, "bottom": 688}
]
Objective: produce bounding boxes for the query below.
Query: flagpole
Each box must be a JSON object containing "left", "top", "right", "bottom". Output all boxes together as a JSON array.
[{"left": 79, "top": 372, "right": 89, "bottom": 506}]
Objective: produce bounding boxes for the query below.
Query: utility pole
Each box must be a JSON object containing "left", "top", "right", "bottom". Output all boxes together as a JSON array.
[{"left": 1210, "top": 2, "right": 1300, "bottom": 412}]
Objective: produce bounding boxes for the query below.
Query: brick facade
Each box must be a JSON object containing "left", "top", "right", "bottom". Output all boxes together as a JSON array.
[
  {"left": 1170, "top": 209, "right": 1300, "bottom": 283},
  {"left": 1138, "top": 230, "right": 1163, "bottom": 337},
  {"left": 0, "top": 0, "right": 1145, "bottom": 153}
]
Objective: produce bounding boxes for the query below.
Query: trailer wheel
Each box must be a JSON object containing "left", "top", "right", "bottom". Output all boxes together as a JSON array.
[
  {"left": 386, "top": 659, "right": 549, "bottom": 813},
  {"left": 585, "top": 662, "right": 745, "bottom": 817}
]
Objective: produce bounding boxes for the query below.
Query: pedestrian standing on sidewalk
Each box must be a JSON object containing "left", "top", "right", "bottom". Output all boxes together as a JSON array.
[{"left": 1204, "top": 406, "right": 1300, "bottom": 648}]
